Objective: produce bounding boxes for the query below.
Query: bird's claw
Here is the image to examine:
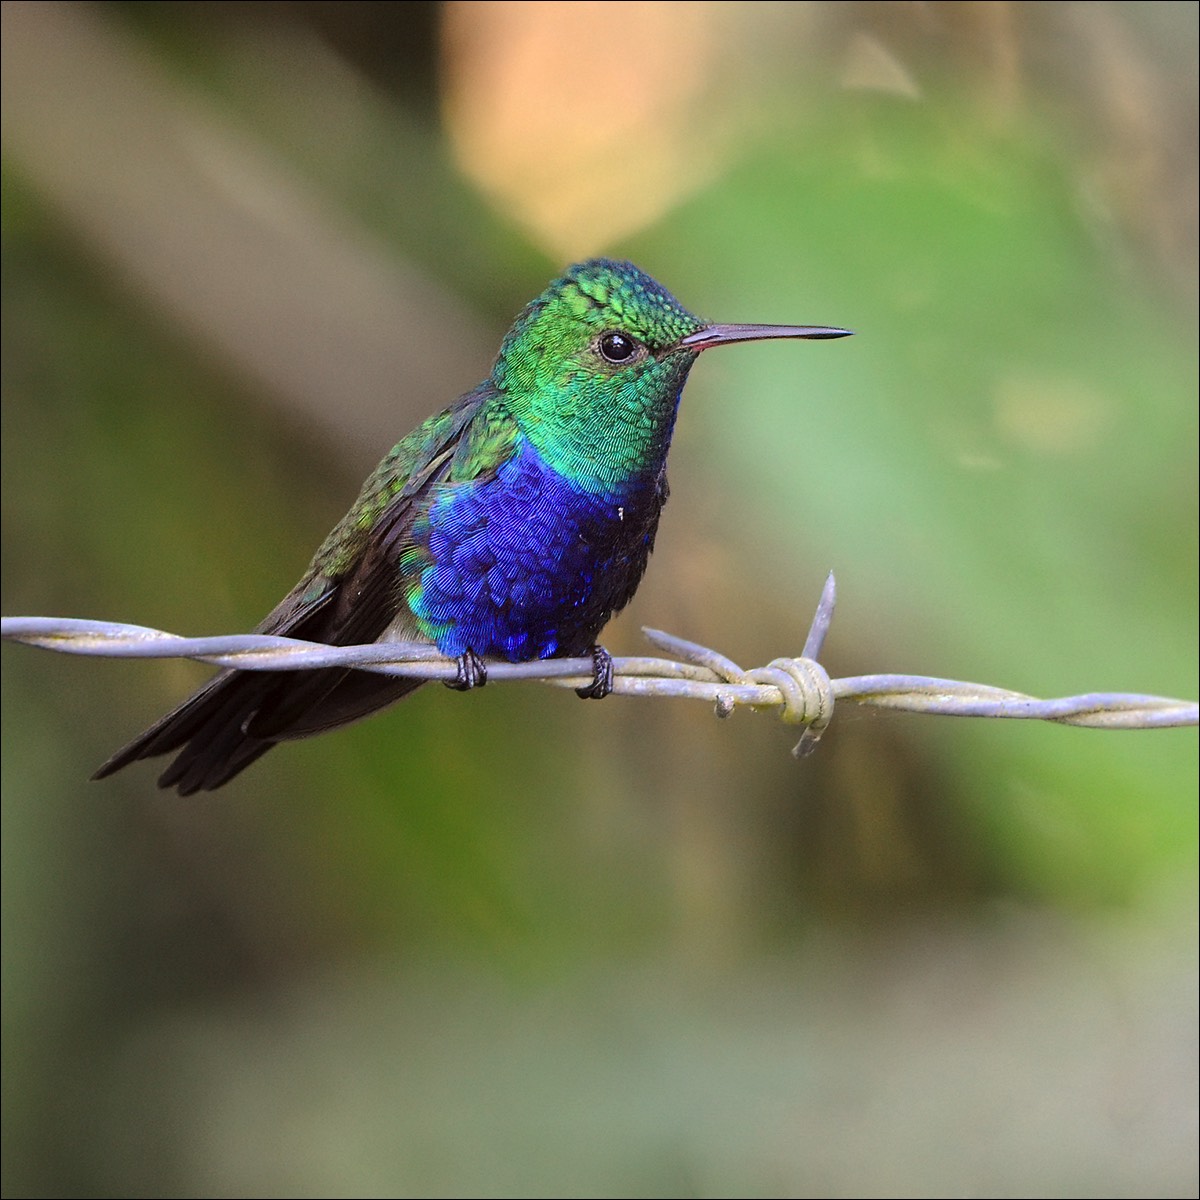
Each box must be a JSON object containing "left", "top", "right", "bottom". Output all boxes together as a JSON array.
[
  {"left": 446, "top": 648, "right": 488, "bottom": 691},
  {"left": 575, "top": 644, "right": 614, "bottom": 700}
]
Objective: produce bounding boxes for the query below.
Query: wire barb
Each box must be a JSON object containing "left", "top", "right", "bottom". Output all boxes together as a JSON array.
[{"left": 2, "top": 575, "right": 1197, "bottom": 751}]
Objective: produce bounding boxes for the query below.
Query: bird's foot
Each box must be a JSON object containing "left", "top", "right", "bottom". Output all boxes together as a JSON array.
[
  {"left": 575, "top": 644, "right": 615, "bottom": 700},
  {"left": 446, "top": 648, "right": 488, "bottom": 691}
]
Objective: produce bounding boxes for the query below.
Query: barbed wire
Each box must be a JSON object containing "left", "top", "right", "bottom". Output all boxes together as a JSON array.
[{"left": 2, "top": 574, "right": 1195, "bottom": 757}]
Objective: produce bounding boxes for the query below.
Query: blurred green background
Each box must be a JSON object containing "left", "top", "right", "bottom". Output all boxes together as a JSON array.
[{"left": 2, "top": 2, "right": 1196, "bottom": 1196}]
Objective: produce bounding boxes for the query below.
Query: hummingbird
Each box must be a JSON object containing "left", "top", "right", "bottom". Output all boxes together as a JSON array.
[{"left": 94, "top": 259, "right": 850, "bottom": 793}]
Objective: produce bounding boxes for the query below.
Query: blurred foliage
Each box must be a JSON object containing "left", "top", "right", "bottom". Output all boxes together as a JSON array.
[{"left": 2, "top": 2, "right": 1196, "bottom": 1196}]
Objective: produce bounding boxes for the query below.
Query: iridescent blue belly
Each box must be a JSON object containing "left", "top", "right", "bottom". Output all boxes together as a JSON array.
[{"left": 402, "top": 438, "right": 665, "bottom": 661}]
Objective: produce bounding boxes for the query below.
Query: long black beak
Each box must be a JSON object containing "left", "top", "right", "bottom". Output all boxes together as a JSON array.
[{"left": 673, "top": 323, "right": 853, "bottom": 352}]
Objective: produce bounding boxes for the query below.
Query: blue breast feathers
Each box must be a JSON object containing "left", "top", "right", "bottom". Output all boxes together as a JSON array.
[{"left": 404, "top": 437, "right": 665, "bottom": 661}]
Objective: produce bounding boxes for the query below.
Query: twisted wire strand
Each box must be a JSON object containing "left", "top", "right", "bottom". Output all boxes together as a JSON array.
[{"left": 4, "top": 570, "right": 1195, "bottom": 754}]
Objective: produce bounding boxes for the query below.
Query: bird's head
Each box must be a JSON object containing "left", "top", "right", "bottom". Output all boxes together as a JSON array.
[{"left": 493, "top": 259, "right": 850, "bottom": 491}]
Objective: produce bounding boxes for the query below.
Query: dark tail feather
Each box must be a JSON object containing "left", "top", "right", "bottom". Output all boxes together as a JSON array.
[{"left": 94, "top": 668, "right": 423, "bottom": 794}]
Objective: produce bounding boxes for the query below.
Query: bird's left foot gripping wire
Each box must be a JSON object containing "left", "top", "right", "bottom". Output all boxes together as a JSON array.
[{"left": 575, "top": 644, "right": 615, "bottom": 700}]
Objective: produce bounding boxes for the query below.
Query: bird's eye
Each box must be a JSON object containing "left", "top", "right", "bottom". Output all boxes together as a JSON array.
[{"left": 598, "top": 331, "right": 640, "bottom": 364}]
